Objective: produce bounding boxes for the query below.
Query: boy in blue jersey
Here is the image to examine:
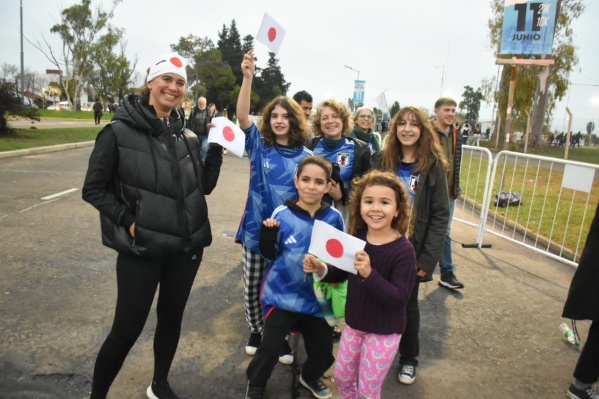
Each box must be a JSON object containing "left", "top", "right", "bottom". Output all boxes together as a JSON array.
[
  {"left": 236, "top": 49, "right": 313, "bottom": 362},
  {"left": 245, "top": 155, "right": 343, "bottom": 399}
]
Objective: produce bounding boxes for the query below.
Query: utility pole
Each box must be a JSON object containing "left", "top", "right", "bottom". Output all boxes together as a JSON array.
[{"left": 20, "top": 0, "right": 25, "bottom": 105}]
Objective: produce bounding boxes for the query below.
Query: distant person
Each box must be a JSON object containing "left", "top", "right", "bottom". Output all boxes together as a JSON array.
[
  {"left": 82, "top": 52, "right": 223, "bottom": 399},
  {"left": 245, "top": 156, "right": 343, "bottom": 399},
  {"left": 349, "top": 106, "right": 381, "bottom": 154},
  {"left": 433, "top": 97, "right": 465, "bottom": 290},
  {"left": 472, "top": 123, "right": 482, "bottom": 147},
  {"left": 562, "top": 202, "right": 599, "bottom": 399},
  {"left": 292, "top": 90, "right": 313, "bottom": 120},
  {"left": 188, "top": 96, "right": 212, "bottom": 164},
  {"left": 485, "top": 126, "right": 491, "bottom": 140},
  {"left": 461, "top": 122, "right": 470, "bottom": 145},
  {"left": 305, "top": 170, "right": 417, "bottom": 399},
  {"left": 93, "top": 100, "right": 103, "bottom": 125}
]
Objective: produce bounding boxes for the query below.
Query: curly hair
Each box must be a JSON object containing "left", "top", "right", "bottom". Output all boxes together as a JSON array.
[
  {"left": 258, "top": 96, "right": 311, "bottom": 147},
  {"left": 347, "top": 170, "right": 410, "bottom": 237},
  {"left": 310, "top": 99, "right": 354, "bottom": 138},
  {"left": 379, "top": 106, "right": 448, "bottom": 174}
]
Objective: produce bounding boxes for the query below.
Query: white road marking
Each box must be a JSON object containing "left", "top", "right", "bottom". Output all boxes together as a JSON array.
[{"left": 41, "top": 188, "right": 78, "bottom": 201}]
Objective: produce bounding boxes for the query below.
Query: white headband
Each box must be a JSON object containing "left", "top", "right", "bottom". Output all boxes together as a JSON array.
[{"left": 146, "top": 53, "right": 187, "bottom": 83}]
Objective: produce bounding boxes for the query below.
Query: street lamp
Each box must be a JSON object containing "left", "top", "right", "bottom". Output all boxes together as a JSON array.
[
  {"left": 434, "top": 64, "right": 445, "bottom": 97},
  {"left": 344, "top": 65, "right": 360, "bottom": 80}
]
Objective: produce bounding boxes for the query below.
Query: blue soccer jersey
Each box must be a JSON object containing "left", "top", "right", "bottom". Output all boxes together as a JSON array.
[
  {"left": 311, "top": 138, "right": 356, "bottom": 186},
  {"left": 235, "top": 123, "right": 313, "bottom": 252},
  {"left": 260, "top": 202, "right": 345, "bottom": 317}
]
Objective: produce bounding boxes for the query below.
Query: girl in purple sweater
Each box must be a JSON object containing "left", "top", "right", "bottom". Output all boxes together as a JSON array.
[{"left": 304, "top": 170, "right": 416, "bottom": 399}]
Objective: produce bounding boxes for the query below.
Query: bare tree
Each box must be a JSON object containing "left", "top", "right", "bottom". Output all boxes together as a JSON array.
[{"left": 28, "top": 0, "right": 121, "bottom": 110}]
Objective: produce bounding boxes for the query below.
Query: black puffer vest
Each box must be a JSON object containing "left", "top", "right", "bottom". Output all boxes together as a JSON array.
[{"left": 100, "top": 95, "right": 212, "bottom": 257}]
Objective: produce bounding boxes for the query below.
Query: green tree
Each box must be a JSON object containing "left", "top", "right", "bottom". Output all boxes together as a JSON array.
[
  {"left": 586, "top": 121, "right": 595, "bottom": 136},
  {"left": 31, "top": 0, "right": 122, "bottom": 110},
  {"left": 88, "top": 28, "right": 137, "bottom": 104},
  {"left": 190, "top": 48, "right": 236, "bottom": 112},
  {"left": 253, "top": 53, "right": 290, "bottom": 112},
  {"left": 0, "top": 79, "right": 38, "bottom": 135},
  {"left": 389, "top": 101, "right": 401, "bottom": 119},
  {"left": 459, "top": 85, "right": 484, "bottom": 124},
  {"left": 217, "top": 20, "right": 244, "bottom": 86},
  {"left": 487, "top": 0, "right": 585, "bottom": 148}
]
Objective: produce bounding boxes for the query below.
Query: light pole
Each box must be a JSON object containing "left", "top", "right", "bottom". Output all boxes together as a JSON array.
[
  {"left": 344, "top": 65, "right": 360, "bottom": 81},
  {"left": 434, "top": 65, "right": 445, "bottom": 97}
]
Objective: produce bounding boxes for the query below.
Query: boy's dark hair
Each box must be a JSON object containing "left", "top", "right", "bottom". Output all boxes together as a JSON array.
[
  {"left": 292, "top": 90, "right": 313, "bottom": 104},
  {"left": 434, "top": 97, "right": 457, "bottom": 109},
  {"left": 296, "top": 155, "right": 333, "bottom": 182}
]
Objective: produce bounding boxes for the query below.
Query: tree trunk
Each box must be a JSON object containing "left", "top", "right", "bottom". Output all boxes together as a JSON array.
[
  {"left": 492, "top": 65, "right": 510, "bottom": 147},
  {"left": 529, "top": 65, "right": 553, "bottom": 149}
]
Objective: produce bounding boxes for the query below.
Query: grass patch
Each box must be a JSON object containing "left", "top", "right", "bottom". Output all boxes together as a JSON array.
[
  {"left": 461, "top": 150, "right": 599, "bottom": 256},
  {"left": 0, "top": 127, "right": 100, "bottom": 152},
  {"left": 36, "top": 109, "right": 97, "bottom": 120},
  {"left": 479, "top": 140, "right": 599, "bottom": 165}
]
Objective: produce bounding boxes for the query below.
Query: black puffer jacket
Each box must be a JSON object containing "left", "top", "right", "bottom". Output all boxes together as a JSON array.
[{"left": 82, "top": 94, "right": 223, "bottom": 257}]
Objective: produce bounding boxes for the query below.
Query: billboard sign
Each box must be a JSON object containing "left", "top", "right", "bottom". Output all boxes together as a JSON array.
[
  {"left": 500, "top": 0, "right": 560, "bottom": 55},
  {"left": 352, "top": 80, "right": 365, "bottom": 107}
]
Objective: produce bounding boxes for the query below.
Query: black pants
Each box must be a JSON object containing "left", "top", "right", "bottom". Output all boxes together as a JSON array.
[
  {"left": 247, "top": 308, "right": 335, "bottom": 387},
  {"left": 94, "top": 111, "right": 102, "bottom": 124},
  {"left": 90, "top": 248, "right": 203, "bottom": 398},
  {"left": 574, "top": 321, "right": 599, "bottom": 384},
  {"left": 399, "top": 276, "right": 420, "bottom": 366}
]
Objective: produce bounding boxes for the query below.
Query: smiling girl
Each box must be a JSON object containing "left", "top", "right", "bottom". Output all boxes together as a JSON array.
[
  {"left": 373, "top": 106, "right": 450, "bottom": 385},
  {"left": 304, "top": 170, "right": 416, "bottom": 399}
]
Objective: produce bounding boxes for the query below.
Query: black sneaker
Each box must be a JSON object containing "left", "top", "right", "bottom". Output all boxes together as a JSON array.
[
  {"left": 438, "top": 272, "right": 464, "bottom": 289},
  {"left": 146, "top": 380, "right": 180, "bottom": 399},
  {"left": 299, "top": 375, "right": 331, "bottom": 399},
  {"left": 246, "top": 332, "right": 261, "bottom": 355},
  {"left": 398, "top": 364, "right": 416, "bottom": 385},
  {"left": 245, "top": 382, "right": 265, "bottom": 399},
  {"left": 567, "top": 383, "right": 599, "bottom": 399},
  {"left": 278, "top": 335, "right": 293, "bottom": 364}
]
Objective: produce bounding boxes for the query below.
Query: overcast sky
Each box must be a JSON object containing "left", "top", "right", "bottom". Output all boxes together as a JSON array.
[{"left": 2, "top": 0, "right": 598, "bottom": 132}]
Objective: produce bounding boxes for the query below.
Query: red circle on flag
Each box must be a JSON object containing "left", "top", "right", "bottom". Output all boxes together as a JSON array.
[
  {"left": 170, "top": 57, "right": 183, "bottom": 67},
  {"left": 268, "top": 28, "right": 277, "bottom": 42},
  {"left": 223, "top": 126, "right": 235, "bottom": 142},
  {"left": 325, "top": 239, "right": 344, "bottom": 258}
]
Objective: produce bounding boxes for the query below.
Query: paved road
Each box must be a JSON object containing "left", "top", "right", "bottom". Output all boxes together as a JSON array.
[{"left": 0, "top": 146, "right": 589, "bottom": 398}]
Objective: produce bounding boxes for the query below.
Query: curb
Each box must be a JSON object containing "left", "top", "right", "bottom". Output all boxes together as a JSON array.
[{"left": 0, "top": 141, "right": 95, "bottom": 159}]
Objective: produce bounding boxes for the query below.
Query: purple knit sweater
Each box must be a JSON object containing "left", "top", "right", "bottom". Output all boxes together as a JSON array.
[{"left": 322, "top": 231, "right": 416, "bottom": 335}]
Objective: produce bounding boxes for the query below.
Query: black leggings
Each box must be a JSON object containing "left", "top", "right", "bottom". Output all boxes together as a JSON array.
[{"left": 90, "top": 249, "right": 202, "bottom": 398}]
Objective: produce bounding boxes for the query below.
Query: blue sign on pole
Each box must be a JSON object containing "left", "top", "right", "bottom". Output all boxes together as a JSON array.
[
  {"left": 500, "top": 0, "right": 560, "bottom": 55},
  {"left": 352, "top": 80, "right": 365, "bottom": 106}
]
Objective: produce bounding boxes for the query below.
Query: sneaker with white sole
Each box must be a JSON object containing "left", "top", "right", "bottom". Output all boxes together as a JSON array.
[
  {"left": 438, "top": 272, "right": 464, "bottom": 290},
  {"left": 398, "top": 364, "right": 416, "bottom": 385},
  {"left": 299, "top": 375, "right": 331, "bottom": 399},
  {"left": 567, "top": 383, "right": 599, "bottom": 399},
  {"left": 246, "top": 332, "right": 261, "bottom": 355},
  {"left": 278, "top": 335, "right": 293, "bottom": 364},
  {"left": 146, "top": 380, "right": 180, "bottom": 399}
]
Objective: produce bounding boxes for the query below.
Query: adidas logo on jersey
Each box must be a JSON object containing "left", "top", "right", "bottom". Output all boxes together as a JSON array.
[{"left": 284, "top": 235, "right": 297, "bottom": 245}]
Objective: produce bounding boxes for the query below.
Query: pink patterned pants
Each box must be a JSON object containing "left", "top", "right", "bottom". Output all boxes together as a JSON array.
[{"left": 334, "top": 325, "right": 401, "bottom": 399}]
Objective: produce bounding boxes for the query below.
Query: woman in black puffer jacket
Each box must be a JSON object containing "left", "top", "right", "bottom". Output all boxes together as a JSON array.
[{"left": 82, "top": 53, "right": 222, "bottom": 399}]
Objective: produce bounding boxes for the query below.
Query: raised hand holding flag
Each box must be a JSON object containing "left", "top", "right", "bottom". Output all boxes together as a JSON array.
[
  {"left": 256, "top": 13, "right": 286, "bottom": 55},
  {"left": 207, "top": 117, "right": 245, "bottom": 157},
  {"left": 308, "top": 220, "right": 366, "bottom": 275}
]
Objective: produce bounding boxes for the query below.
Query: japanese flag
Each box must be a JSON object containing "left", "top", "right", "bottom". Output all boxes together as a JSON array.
[
  {"left": 208, "top": 117, "right": 245, "bottom": 157},
  {"left": 256, "top": 13, "right": 286, "bottom": 55},
  {"left": 308, "top": 220, "right": 366, "bottom": 275}
]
